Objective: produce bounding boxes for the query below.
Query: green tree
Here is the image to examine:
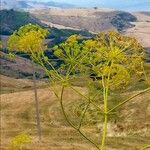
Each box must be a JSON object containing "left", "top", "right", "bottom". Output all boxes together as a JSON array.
[{"left": 7, "top": 23, "right": 49, "bottom": 141}]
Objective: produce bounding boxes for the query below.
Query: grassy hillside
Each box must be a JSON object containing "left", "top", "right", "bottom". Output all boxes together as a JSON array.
[
  {"left": 0, "top": 75, "right": 47, "bottom": 94},
  {"left": 0, "top": 9, "right": 92, "bottom": 51},
  {"left": 0, "top": 9, "right": 92, "bottom": 38},
  {"left": 1, "top": 84, "right": 150, "bottom": 149},
  {"left": 125, "top": 12, "right": 150, "bottom": 48},
  {"left": 0, "top": 9, "right": 93, "bottom": 79},
  {"left": 1, "top": 60, "right": 149, "bottom": 149},
  {"left": 0, "top": 9, "right": 44, "bottom": 35},
  {"left": 0, "top": 51, "right": 45, "bottom": 79},
  {"left": 30, "top": 8, "right": 137, "bottom": 32}
]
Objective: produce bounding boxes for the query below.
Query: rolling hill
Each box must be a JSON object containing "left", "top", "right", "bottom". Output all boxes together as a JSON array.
[
  {"left": 0, "top": 9, "right": 92, "bottom": 79},
  {"left": 29, "top": 8, "right": 137, "bottom": 32},
  {"left": 125, "top": 12, "right": 150, "bottom": 48},
  {"left": 1, "top": 8, "right": 150, "bottom": 80},
  {"left": 0, "top": 9, "right": 44, "bottom": 35},
  {"left": 0, "top": 75, "right": 46, "bottom": 94},
  {"left": 29, "top": 8, "right": 150, "bottom": 48},
  {"left": 0, "top": 9, "right": 92, "bottom": 37},
  {"left": 0, "top": 9, "right": 149, "bottom": 79},
  {"left": 0, "top": 51, "right": 45, "bottom": 79}
]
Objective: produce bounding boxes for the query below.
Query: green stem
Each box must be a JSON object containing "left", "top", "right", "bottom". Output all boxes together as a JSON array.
[
  {"left": 140, "top": 145, "right": 150, "bottom": 150},
  {"left": 70, "top": 86, "right": 104, "bottom": 113},
  {"left": 40, "top": 53, "right": 63, "bottom": 81},
  {"left": 67, "top": 50, "right": 91, "bottom": 76},
  {"left": 100, "top": 61, "right": 112, "bottom": 150},
  {"left": 100, "top": 87, "right": 108, "bottom": 150},
  {"left": 59, "top": 86, "right": 100, "bottom": 150},
  {"left": 60, "top": 86, "right": 77, "bottom": 129},
  {"left": 107, "top": 87, "right": 150, "bottom": 114},
  {"left": 78, "top": 101, "right": 90, "bottom": 129},
  {"left": 101, "top": 114, "right": 108, "bottom": 150}
]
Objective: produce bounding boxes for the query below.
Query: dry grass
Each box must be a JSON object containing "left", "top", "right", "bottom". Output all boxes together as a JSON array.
[
  {"left": 125, "top": 12, "right": 150, "bottom": 47},
  {"left": 1, "top": 82, "right": 150, "bottom": 150},
  {"left": 0, "top": 75, "right": 47, "bottom": 94},
  {"left": 29, "top": 8, "right": 118, "bottom": 32}
]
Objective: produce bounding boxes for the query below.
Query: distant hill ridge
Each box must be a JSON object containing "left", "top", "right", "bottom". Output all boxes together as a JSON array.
[
  {"left": 0, "top": 9, "right": 44, "bottom": 35},
  {"left": 30, "top": 8, "right": 137, "bottom": 32},
  {"left": 0, "top": 9, "right": 92, "bottom": 36},
  {"left": 0, "top": 9, "right": 92, "bottom": 79}
]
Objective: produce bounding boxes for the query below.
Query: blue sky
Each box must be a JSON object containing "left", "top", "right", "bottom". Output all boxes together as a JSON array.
[{"left": 32, "top": 0, "right": 150, "bottom": 11}]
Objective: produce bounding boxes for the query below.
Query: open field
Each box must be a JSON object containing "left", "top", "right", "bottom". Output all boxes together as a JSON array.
[
  {"left": 0, "top": 75, "right": 47, "bottom": 94},
  {"left": 1, "top": 75, "right": 150, "bottom": 150}
]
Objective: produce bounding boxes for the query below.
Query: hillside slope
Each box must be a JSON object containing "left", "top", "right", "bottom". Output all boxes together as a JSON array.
[
  {"left": 1, "top": 86, "right": 150, "bottom": 149},
  {"left": 0, "top": 9, "right": 44, "bottom": 35},
  {"left": 125, "top": 12, "right": 150, "bottom": 48},
  {"left": 0, "top": 9, "right": 92, "bottom": 38},
  {"left": 0, "top": 51, "right": 45, "bottom": 78},
  {"left": 30, "top": 8, "right": 150, "bottom": 48},
  {"left": 30, "top": 8, "right": 137, "bottom": 32},
  {"left": 0, "top": 9, "right": 92, "bottom": 79},
  {"left": 0, "top": 75, "right": 46, "bottom": 94}
]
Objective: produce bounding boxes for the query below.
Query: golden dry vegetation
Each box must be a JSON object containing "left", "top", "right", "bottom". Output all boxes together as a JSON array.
[{"left": 1, "top": 79, "right": 150, "bottom": 149}]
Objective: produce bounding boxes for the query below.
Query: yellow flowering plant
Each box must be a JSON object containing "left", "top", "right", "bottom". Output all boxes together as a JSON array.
[
  {"left": 7, "top": 25, "right": 150, "bottom": 149},
  {"left": 9, "top": 134, "right": 31, "bottom": 150},
  {"left": 7, "top": 24, "right": 49, "bottom": 141},
  {"left": 36, "top": 31, "right": 149, "bottom": 150}
]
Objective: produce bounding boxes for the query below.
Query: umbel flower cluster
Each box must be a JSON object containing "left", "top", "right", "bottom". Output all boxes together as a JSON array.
[{"left": 7, "top": 24, "right": 149, "bottom": 150}]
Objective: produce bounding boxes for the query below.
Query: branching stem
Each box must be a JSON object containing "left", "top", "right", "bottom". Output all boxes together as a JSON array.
[
  {"left": 107, "top": 87, "right": 150, "bottom": 114},
  {"left": 59, "top": 86, "right": 100, "bottom": 150}
]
